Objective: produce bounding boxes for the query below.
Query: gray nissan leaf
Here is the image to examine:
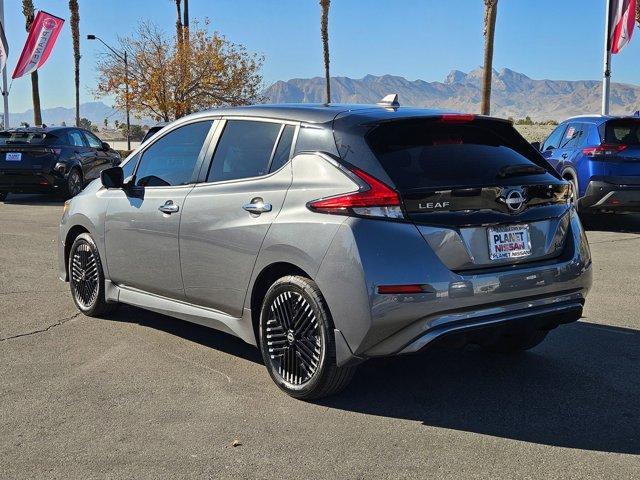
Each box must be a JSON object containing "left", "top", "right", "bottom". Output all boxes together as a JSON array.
[{"left": 58, "top": 102, "right": 592, "bottom": 399}]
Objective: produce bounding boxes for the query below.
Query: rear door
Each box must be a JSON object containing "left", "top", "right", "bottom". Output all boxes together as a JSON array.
[
  {"left": 67, "top": 129, "right": 94, "bottom": 181},
  {"left": 104, "top": 119, "right": 216, "bottom": 299},
  {"left": 366, "top": 117, "right": 572, "bottom": 271},
  {"left": 179, "top": 119, "right": 296, "bottom": 316}
]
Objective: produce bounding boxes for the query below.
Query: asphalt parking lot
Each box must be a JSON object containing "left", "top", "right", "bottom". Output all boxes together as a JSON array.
[{"left": 1, "top": 195, "right": 639, "bottom": 479}]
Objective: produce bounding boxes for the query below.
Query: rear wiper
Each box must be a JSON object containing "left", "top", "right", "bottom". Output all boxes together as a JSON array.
[{"left": 497, "top": 164, "right": 546, "bottom": 178}]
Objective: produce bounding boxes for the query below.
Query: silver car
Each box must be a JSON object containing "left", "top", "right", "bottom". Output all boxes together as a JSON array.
[{"left": 58, "top": 103, "right": 592, "bottom": 399}]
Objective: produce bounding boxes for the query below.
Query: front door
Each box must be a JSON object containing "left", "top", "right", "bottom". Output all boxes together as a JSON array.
[
  {"left": 104, "top": 119, "right": 215, "bottom": 299},
  {"left": 83, "top": 130, "right": 113, "bottom": 181},
  {"left": 180, "top": 120, "right": 296, "bottom": 316}
]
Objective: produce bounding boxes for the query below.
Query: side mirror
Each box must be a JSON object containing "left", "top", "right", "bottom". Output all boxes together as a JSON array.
[
  {"left": 101, "top": 166, "right": 124, "bottom": 189},
  {"left": 531, "top": 141, "right": 541, "bottom": 151},
  {"left": 101, "top": 141, "right": 111, "bottom": 151}
]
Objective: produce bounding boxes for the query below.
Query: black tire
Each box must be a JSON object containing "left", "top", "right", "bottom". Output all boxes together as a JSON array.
[
  {"left": 64, "top": 168, "right": 83, "bottom": 199},
  {"left": 482, "top": 329, "right": 548, "bottom": 354},
  {"left": 258, "top": 275, "right": 356, "bottom": 400},
  {"left": 68, "top": 233, "right": 119, "bottom": 317},
  {"left": 563, "top": 172, "right": 579, "bottom": 210},
  {"left": 0, "top": 192, "right": 7, "bottom": 201}
]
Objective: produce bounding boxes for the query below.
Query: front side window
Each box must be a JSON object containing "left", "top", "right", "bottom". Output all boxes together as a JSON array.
[
  {"left": 135, "top": 120, "right": 213, "bottom": 187},
  {"left": 84, "top": 131, "right": 103, "bottom": 149},
  {"left": 207, "top": 120, "right": 282, "bottom": 182},
  {"left": 542, "top": 124, "right": 566, "bottom": 151},
  {"left": 121, "top": 153, "right": 139, "bottom": 179}
]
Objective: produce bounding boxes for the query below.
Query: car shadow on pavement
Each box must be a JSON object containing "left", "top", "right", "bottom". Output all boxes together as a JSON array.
[
  {"left": 2, "top": 193, "right": 65, "bottom": 207},
  {"left": 581, "top": 213, "right": 640, "bottom": 233},
  {"left": 320, "top": 321, "right": 640, "bottom": 455},
  {"left": 109, "top": 305, "right": 263, "bottom": 364}
]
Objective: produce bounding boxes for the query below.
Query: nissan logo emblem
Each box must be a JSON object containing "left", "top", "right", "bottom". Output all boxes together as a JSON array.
[{"left": 504, "top": 190, "right": 525, "bottom": 212}]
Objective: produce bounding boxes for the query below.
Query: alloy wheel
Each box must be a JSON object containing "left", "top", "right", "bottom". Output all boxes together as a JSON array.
[
  {"left": 265, "top": 290, "right": 323, "bottom": 386},
  {"left": 68, "top": 170, "right": 82, "bottom": 197},
  {"left": 70, "top": 242, "right": 100, "bottom": 309}
]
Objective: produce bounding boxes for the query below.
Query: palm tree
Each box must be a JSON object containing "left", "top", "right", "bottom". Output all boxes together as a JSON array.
[
  {"left": 480, "top": 0, "right": 498, "bottom": 115},
  {"left": 22, "top": 0, "right": 42, "bottom": 125},
  {"left": 173, "top": 0, "right": 183, "bottom": 45},
  {"left": 69, "top": 0, "right": 81, "bottom": 127},
  {"left": 320, "top": 0, "right": 331, "bottom": 104}
]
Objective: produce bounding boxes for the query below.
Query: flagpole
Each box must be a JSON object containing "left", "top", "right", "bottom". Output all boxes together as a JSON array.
[
  {"left": 601, "top": 0, "right": 612, "bottom": 115},
  {"left": 0, "top": 0, "right": 9, "bottom": 129}
]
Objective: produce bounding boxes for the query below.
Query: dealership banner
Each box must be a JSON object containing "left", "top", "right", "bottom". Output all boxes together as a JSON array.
[{"left": 12, "top": 11, "right": 64, "bottom": 79}]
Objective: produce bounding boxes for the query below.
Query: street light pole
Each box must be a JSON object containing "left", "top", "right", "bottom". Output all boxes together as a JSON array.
[
  {"left": 87, "top": 34, "right": 130, "bottom": 149},
  {"left": 124, "top": 50, "right": 130, "bottom": 150}
]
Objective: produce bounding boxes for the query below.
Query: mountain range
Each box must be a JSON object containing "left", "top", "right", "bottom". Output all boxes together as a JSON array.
[
  {"left": 8, "top": 102, "right": 153, "bottom": 128},
  {"left": 9, "top": 68, "right": 640, "bottom": 126},
  {"left": 263, "top": 68, "right": 640, "bottom": 121}
]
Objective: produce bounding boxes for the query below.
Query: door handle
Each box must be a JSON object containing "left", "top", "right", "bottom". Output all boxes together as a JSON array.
[
  {"left": 243, "top": 199, "right": 272, "bottom": 214},
  {"left": 158, "top": 200, "right": 179, "bottom": 214}
]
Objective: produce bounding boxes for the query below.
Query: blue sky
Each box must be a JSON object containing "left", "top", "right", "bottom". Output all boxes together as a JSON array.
[{"left": 3, "top": 0, "right": 640, "bottom": 113}]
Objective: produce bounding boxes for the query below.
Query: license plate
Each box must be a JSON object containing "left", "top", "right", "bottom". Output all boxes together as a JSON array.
[
  {"left": 5, "top": 152, "right": 22, "bottom": 161},
  {"left": 488, "top": 224, "right": 531, "bottom": 260}
]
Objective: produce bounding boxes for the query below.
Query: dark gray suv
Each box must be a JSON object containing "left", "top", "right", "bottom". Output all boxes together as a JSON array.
[{"left": 58, "top": 104, "right": 592, "bottom": 399}]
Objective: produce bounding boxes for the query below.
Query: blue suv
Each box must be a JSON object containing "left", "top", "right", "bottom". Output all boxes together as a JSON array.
[{"left": 539, "top": 115, "right": 640, "bottom": 214}]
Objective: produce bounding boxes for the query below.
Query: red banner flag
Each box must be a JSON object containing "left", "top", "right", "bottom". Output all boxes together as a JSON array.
[
  {"left": 12, "top": 11, "right": 64, "bottom": 79},
  {"left": 609, "top": 0, "right": 636, "bottom": 54}
]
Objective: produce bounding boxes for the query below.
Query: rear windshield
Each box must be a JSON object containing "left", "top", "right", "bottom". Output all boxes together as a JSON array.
[
  {"left": 602, "top": 120, "right": 640, "bottom": 145},
  {"left": 0, "top": 131, "right": 57, "bottom": 146},
  {"left": 367, "top": 120, "right": 545, "bottom": 190}
]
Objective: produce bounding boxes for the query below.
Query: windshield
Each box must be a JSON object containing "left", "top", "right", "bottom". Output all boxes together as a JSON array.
[
  {"left": 0, "top": 131, "right": 57, "bottom": 146},
  {"left": 367, "top": 120, "right": 551, "bottom": 190},
  {"left": 603, "top": 120, "right": 640, "bottom": 146}
]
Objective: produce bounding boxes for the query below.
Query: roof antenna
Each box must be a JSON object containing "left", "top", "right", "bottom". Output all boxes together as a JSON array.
[{"left": 377, "top": 94, "right": 400, "bottom": 107}]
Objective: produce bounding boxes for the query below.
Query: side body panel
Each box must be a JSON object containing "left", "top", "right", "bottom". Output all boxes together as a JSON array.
[
  {"left": 104, "top": 186, "right": 193, "bottom": 299},
  {"left": 244, "top": 153, "right": 354, "bottom": 307},
  {"left": 179, "top": 164, "right": 293, "bottom": 316}
]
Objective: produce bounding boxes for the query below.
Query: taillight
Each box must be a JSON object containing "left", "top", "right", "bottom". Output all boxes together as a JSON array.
[
  {"left": 582, "top": 144, "right": 627, "bottom": 157},
  {"left": 47, "top": 147, "right": 62, "bottom": 156},
  {"left": 439, "top": 114, "right": 475, "bottom": 123},
  {"left": 307, "top": 167, "right": 404, "bottom": 219}
]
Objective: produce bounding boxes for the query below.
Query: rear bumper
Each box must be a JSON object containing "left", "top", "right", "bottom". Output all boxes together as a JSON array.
[
  {"left": 373, "top": 294, "right": 584, "bottom": 356},
  {"left": 580, "top": 178, "right": 640, "bottom": 213},
  {"left": 0, "top": 170, "right": 65, "bottom": 193},
  {"left": 317, "top": 210, "right": 592, "bottom": 366}
]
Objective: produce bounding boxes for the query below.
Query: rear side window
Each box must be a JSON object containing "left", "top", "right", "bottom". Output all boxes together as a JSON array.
[
  {"left": 558, "top": 123, "right": 588, "bottom": 149},
  {"left": 68, "top": 130, "right": 86, "bottom": 147},
  {"left": 135, "top": 120, "right": 213, "bottom": 187},
  {"left": 269, "top": 125, "right": 295, "bottom": 173},
  {"left": 367, "top": 120, "right": 546, "bottom": 190},
  {"left": 602, "top": 120, "right": 640, "bottom": 145},
  {"left": 207, "top": 120, "right": 281, "bottom": 182}
]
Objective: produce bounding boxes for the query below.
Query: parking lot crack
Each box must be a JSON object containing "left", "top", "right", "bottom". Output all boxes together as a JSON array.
[{"left": 0, "top": 313, "right": 81, "bottom": 343}]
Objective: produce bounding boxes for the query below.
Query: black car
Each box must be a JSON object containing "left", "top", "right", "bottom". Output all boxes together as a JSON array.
[
  {"left": 141, "top": 122, "right": 168, "bottom": 143},
  {"left": 0, "top": 126, "right": 121, "bottom": 200}
]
